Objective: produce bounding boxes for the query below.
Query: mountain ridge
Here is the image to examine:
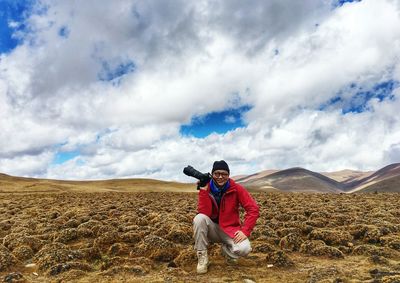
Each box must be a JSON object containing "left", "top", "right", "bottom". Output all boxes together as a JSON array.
[
  {"left": 1, "top": 162, "right": 400, "bottom": 193},
  {"left": 236, "top": 163, "right": 400, "bottom": 193}
]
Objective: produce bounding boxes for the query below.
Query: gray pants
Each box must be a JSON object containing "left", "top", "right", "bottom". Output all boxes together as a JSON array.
[{"left": 193, "top": 213, "right": 252, "bottom": 259}]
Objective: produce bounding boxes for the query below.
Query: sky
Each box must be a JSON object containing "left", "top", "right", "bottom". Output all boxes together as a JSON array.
[{"left": 1, "top": 0, "right": 400, "bottom": 182}]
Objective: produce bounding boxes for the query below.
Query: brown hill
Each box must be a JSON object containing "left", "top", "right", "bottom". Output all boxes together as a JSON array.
[
  {"left": 355, "top": 175, "right": 400, "bottom": 193},
  {"left": 320, "top": 169, "right": 372, "bottom": 184},
  {"left": 238, "top": 163, "right": 400, "bottom": 193},
  {"left": 348, "top": 163, "right": 400, "bottom": 193},
  {"left": 0, "top": 173, "right": 195, "bottom": 193},
  {"left": 240, "top": 167, "right": 343, "bottom": 193},
  {"left": 233, "top": 169, "right": 278, "bottom": 183},
  {"left": 2, "top": 162, "right": 400, "bottom": 194}
]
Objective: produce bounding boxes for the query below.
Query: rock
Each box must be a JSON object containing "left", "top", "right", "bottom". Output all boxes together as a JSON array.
[
  {"left": 305, "top": 219, "right": 328, "bottom": 228},
  {"left": 173, "top": 248, "right": 197, "bottom": 267},
  {"left": 300, "top": 240, "right": 344, "bottom": 259},
  {"left": 33, "top": 243, "right": 77, "bottom": 271},
  {"left": 48, "top": 262, "right": 93, "bottom": 276},
  {"left": 79, "top": 247, "right": 101, "bottom": 262},
  {"left": 308, "top": 229, "right": 353, "bottom": 246},
  {"left": 77, "top": 220, "right": 102, "bottom": 235},
  {"left": 389, "top": 241, "right": 400, "bottom": 251},
  {"left": 55, "top": 228, "right": 78, "bottom": 243},
  {"left": 265, "top": 251, "right": 294, "bottom": 267},
  {"left": 0, "top": 221, "right": 12, "bottom": 232},
  {"left": 76, "top": 227, "right": 94, "bottom": 238},
  {"left": 0, "top": 245, "right": 19, "bottom": 272},
  {"left": 64, "top": 219, "right": 80, "bottom": 228},
  {"left": 165, "top": 228, "right": 192, "bottom": 245},
  {"left": 139, "top": 235, "right": 180, "bottom": 262},
  {"left": 94, "top": 231, "right": 121, "bottom": 249},
  {"left": 364, "top": 227, "right": 383, "bottom": 244},
  {"left": 353, "top": 245, "right": 395, "bottom": 258},
  {"left": 369, "top": 268, "right": 400, "bottom": 280},
  {"left": 121, "top": 231, "right": 141, "bottom": 244},
  {"left": 253, "top": 243, "right": 276, "bottom": 253},
  {"left": 276, "top": 227, "right": 301, "bottom": 238},
  {"left": 108, "top": 243, "right": 129, "bottom": 256},
  {"left": 370, "top": 255, "right": 389, "bottom": 265},
  {"left": 48, "top": 211, "right": 60, "bottom": 219},
  {"left": 167, "top": 261, "right": 177, "bottom": 268},
  {"left": 279, "top": 233, "right": 304, "bottom": 251},
  {"left": 24, "top": 263, "right": 37, "bottom": 269},
  {"left": 2, "top": 234, "right": 43, "bottom": 252},
  {"left": 3, "top": 272, "right": 23, "bottom": 283}
]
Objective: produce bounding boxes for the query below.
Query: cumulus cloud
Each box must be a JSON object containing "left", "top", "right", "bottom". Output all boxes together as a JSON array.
[{"left": 1, "top": 0, "right": 400, "bottom": 180}]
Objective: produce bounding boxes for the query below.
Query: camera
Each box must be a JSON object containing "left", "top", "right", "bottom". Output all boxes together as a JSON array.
[{"left": 183, "top": 165, "right": 211, "bottom": 190}]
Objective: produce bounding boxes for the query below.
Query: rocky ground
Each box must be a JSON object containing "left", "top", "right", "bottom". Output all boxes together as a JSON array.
[{"left": 0, "top": 191, "right": 400, "bottom": 282}]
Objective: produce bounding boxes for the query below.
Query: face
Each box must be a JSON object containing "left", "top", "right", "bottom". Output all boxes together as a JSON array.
[{"left": 212, "top": 170, "right": 229, "bottom": 187}]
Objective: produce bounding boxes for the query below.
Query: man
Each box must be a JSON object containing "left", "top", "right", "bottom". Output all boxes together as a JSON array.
[{"left": 193, "top": 160, "right": 260, "bottom": 274}]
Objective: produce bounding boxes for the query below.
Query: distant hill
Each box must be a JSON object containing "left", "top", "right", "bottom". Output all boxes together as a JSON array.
[
  {"left": 0, "top": 173, "right": 195, "bottom": 193},
  {"left": 2, "top": 163, "right": 400, "bottom": 194},
  {"left": 347, "top": 163, "right": 400, "bottom": 193},
  {"left": 241, "top": 167, "right": 343, "bottom": 193},
  {"left": 356, "top": 175, "right": 400, "bottom": 193},
  {"left": 233, "top": 169, "right": 278, "bottom": 183},
  {"left": 238, "top": 163, "right": 400, "bottom": 193},
  {"left": 320, "top": 169, "right": 373, "bottom": 185}
]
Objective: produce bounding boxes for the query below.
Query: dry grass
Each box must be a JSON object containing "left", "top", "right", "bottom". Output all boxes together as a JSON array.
[
  {"left": 0, "top": 190, "right": 400, "bottom": 282},
  {"left": 0, "top": 174, "right": 195, "bottom": 193}
]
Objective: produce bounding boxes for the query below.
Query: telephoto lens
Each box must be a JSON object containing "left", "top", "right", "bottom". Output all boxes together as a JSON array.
[
  {"left": 183, "top": 166, "right": 204, "bottom": 180},
  {"left": 183, "top": 165, "right": 211, "bottom": 189}
]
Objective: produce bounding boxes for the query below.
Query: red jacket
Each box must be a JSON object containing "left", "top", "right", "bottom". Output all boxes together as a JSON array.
[{"left": 197, "top": 179, "right": 259, "bottom": 238}]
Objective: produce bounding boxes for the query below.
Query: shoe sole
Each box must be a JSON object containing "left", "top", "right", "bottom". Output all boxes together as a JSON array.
[{"left": 197, "top": 269, "right": 208, "bottom": 274}]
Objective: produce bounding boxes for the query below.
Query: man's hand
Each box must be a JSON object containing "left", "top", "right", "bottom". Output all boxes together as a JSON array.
[
  {"left": 233, "top": 230, "right": 247, "bottom": 244},
  {"left": 197, "top": 181, "right": 207, "bottom": 191}
]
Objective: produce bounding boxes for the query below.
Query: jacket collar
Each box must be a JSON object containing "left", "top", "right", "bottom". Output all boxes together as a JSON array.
[
  {"left": 210, "top": 179, "right": 229, "bottom": 194},
  {"left": 209, "top": 178, "right": 237, "bottom": 193}
]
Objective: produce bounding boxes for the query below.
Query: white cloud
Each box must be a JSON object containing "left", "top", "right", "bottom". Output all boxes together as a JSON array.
[
  {"left": 0, "top": 151, "right": 53, "bottom": 177},
  {"left": 1, "top": 0, "right": 400, "bottom": 180},
  {"left": 224, "top": 115, "right": 236, "bottom": 124}
]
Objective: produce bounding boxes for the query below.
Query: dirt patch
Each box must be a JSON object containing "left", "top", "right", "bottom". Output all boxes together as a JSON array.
[{"left": 0, "top": 191, "right": 400, "bottom": 282}]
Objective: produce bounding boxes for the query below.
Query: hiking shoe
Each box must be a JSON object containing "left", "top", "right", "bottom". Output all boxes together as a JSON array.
[
  {"left": 221, "top": 244, "right": 238, "bottom": 265},
  {"left": 196, "top": 250, "right": 209, "bottom": 274}
]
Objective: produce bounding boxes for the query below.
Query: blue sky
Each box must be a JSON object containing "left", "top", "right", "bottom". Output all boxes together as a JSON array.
[
  {"left": 1, "top": 0, "right": 400, "bottom": 180},
  {"left": 0, "top": 1, "right": 28, "bottom": 53},
  {"left": 319, "top": 80, "right": 398, "bottom": 114},
  {"left": 180, "top": 106, "right": 251, "bottom": 138},
  {"left": 336, "top": 0, "right": 361, "bottom": 6},
  {"left": 53, "top": 150, "right": 80, "bottom": 165},
  {"left": 335, "top": 0, "right": 361, "bottom": 6}
]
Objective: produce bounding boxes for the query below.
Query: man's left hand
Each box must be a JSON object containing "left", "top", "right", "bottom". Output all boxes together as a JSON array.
[{"left": 233, "top": 230, "right": 247, "bottom": 244}]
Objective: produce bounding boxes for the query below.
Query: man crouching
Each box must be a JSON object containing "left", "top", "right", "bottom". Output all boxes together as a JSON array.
[{"left": 193, "top": 160, "right": 260, "bottom": 274}]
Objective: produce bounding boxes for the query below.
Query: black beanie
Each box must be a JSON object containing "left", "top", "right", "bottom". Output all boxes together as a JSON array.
[{"left": 212, "top": 160, "right": 230, "bottom": 174}]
